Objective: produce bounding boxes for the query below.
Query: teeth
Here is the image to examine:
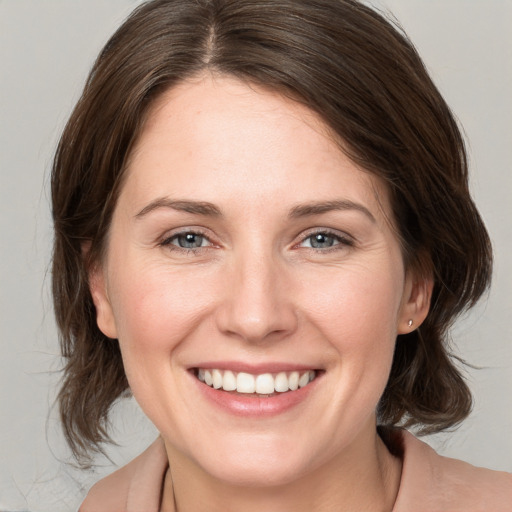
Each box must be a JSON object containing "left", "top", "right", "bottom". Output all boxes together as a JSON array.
[
  {"left": 222, "top": 370, "right": 236, "bottom": 391},
  {"left": 255, "top": 373, "right": 274, "bottom": 394},
  {"left": 196, "top": 368, "right": 317, "bottom": 394},
  {"left": 298, "top": 371, "right": 310, "bottom": 388},
  {"left": 237, "top": 372, "right": 255, "bottom": 393},
  {"left": 212, "top": 369, "right": 223, "bottom": 389},
  {"left": 274, "top": 372, "right": 289, "bottom": 392},
  {"left": 289, "top": 371, "right": 299, "bottom": 391}
]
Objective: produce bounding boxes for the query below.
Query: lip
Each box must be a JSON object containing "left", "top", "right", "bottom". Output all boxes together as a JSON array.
[{"left": 188, "top": 362, "right": 323, "bottom": 417}]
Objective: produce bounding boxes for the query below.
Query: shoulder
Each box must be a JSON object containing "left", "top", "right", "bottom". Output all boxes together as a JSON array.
[
  {"left": 392, "top": 429, "right": 512, "bottom": 512},
  {"left": 79, "top": 437, "right": 168, "bottom": 512}
]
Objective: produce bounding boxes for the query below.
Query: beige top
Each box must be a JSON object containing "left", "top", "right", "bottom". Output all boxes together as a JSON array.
[{"left": 80, "top": 429, "right": 512, "bottom": 512}]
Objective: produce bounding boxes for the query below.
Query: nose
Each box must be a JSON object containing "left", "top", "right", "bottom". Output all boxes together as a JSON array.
[{"left": 215, "top": 250, "right": 298, "bottom": 345}]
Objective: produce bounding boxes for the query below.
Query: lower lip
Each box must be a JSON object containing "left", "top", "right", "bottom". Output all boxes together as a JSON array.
[{"left": 192, "top": 372, "right": 320, "bottom": 417}]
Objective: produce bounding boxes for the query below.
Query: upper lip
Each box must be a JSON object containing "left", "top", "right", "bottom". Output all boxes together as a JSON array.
[{"left": 189, "top": 361, "right": 321, "bottom": 374}]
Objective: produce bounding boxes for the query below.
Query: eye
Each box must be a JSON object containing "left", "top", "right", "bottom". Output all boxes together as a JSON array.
[
  {"left": 305, "top": 232, "right": 338, "bottom": 249},
  {"left": 162, "top": 231, "right": 212, "bottom": 250},
  {"left": 298, "top": 230, "right": 353, "bottom": 251}
]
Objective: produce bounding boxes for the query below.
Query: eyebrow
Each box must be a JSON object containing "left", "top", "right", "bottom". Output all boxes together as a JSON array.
[
  {"left": 288, "top": 200, "right": 376, "bottom": 223},
  {"left": 135, "top": 198, "right": 222, "bottom": 218},
  {"left": 135, "top": 197, "right": 375, "bottom": 223}
]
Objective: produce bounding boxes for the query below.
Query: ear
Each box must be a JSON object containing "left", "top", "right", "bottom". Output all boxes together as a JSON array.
[
  {"left": 397, "top": 270, "right": 433, "bottom": 334},
  {"left": 84, "top": 244, "right": 118, "bottom": 339}
]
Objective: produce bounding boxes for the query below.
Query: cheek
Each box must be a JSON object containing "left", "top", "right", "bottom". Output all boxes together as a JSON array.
[
  {"left": 303, "top": 262, "right": 403, "bottom": 402},
  {"left": 308, "top": 262, "right": 403, "bottom": 345},
  {"left": 107, "top": 262, "right": 214, "bottom": 384},
  {"left": 106, "top": 264, "right": 216, "bottom": 428}
]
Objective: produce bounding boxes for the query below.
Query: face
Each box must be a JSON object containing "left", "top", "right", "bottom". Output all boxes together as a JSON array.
[{"left": 91, "top": 75, "right": 429, "bottom": 486}]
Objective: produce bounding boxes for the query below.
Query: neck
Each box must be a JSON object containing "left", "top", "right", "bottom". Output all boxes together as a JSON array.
[{"left": 161, "top": 425, "right": 402, "bottom": 512}]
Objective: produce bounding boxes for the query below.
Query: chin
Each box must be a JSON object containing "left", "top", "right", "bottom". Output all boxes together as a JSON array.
[{"left": 186, "top": 432, "right": 320, "bottom": 488}]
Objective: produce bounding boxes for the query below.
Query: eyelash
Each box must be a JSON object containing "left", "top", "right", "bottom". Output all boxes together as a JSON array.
[{"left": 159, "top": 228, "right": 354, "bottom": 255}]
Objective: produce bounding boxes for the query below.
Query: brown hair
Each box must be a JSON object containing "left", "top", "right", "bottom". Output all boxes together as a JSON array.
[{"left": 52, "top": 0, "right": 492, "bottom": 465}]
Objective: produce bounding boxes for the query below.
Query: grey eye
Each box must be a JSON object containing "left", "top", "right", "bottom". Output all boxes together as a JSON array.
[
  {"left": 174, "top": 233, "right": 207, "bottom": 248},
  {"left": 307, "top": 233, "right": 338, "bottom": 249}
]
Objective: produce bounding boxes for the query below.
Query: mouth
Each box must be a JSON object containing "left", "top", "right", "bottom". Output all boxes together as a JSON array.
[{"left": 192, "top": 368, "right": 319, "bottom": 397}]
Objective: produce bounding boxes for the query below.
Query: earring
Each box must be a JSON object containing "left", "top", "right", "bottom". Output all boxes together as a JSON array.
[{"left": 407, "top": 319, "right": 413, "bottom": 328}]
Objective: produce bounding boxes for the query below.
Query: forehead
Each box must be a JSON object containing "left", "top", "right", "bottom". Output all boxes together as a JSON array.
[{"left": 121, "top": 74, "right": 392, "bottom": 222}]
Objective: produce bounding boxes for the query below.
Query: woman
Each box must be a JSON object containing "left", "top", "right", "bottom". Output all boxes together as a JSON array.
[{"left": 51, "top": 0, "right": 511, "bottom": 510}]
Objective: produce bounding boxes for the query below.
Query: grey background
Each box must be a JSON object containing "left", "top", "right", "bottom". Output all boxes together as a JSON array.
[{"left": 1, "top": 1, "right": 511, "bottom": 510}]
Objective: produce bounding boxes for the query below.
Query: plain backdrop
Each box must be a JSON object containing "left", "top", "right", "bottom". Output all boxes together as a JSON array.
[{"left": 1, "top": 1, "right": 511, "bottom": 511}]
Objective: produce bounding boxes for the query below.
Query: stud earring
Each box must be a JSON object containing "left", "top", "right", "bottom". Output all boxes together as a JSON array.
[{"left": 407, "top": 319, "right": 413, "bottom": 328}]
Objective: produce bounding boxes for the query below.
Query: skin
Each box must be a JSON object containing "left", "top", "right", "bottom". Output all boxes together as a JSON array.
[{"left": 90, "top": 74, "right": 431, "bottom": 511}]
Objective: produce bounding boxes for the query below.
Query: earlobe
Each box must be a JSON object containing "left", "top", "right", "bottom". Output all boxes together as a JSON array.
[
  {"left": 398, "top": 273, "right": 433, "bottom": 334},
  {"left": 88, "top": 262, "right": 118, "bottom": 340}
]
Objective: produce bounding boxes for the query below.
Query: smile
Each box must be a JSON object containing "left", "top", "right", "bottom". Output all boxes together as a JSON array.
[{"left": 195, "top": 368, "right": 317, "bottom": 396}]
